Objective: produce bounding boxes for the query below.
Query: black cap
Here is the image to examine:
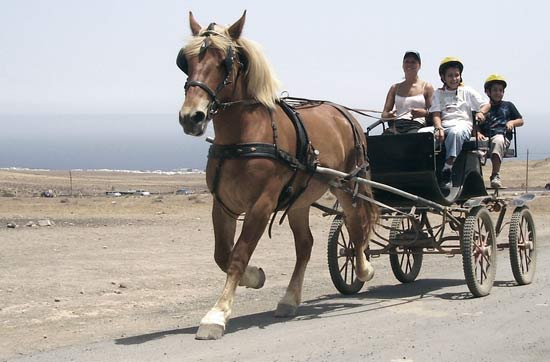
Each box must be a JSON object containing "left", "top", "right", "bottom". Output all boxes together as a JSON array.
[{"left": 403, "top": 50, "right": 421, "bottom": 64}]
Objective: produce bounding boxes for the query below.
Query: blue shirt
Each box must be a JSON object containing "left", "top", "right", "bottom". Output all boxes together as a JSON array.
[{"left": 481, "top": 101, "right": 522, "bottom": 140}]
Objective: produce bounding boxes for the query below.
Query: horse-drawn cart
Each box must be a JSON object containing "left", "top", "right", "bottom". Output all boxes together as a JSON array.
[
  {"left": 322, "top": 126, "right": 537, "bottom": 297},
  {"left": 177, "top": 12, "right": 537, "bottom": 339}
]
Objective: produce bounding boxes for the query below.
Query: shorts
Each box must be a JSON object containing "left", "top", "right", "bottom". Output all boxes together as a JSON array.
[
  {"left": 490, "top": 134, "right": 511, "bottom": 161},
  {"left": 384, "top": 119, "right": 423, "bottom": 134}
]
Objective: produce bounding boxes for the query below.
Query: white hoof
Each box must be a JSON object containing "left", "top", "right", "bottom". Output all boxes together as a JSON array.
[
  {"left": 196, "top": 309, "right": 226, "bottom": 340},
  {"left": 239, "top": 266, "right": 266, "bottom": 289},
  {"left": 357, "top": 264, "right": 375, "bottom": 282},
  {"left": 274, "top": 303, "right": 297, "bottom": 317},
  {"left": 196, "top": 323, "right": 225, "bottom": 340}
]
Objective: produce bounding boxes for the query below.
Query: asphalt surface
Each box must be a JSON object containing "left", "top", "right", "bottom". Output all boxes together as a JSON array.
[{"left": 7, "top": 225, "right": 549, "bottom": 362}]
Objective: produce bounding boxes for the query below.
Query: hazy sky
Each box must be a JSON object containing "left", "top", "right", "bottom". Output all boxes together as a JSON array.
[{"left": 1, "top": 0, "right": 549, "bottom": 167}]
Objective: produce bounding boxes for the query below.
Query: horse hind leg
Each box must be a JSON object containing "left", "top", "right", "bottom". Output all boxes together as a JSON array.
[
  {"left": 275, "top": 207, "right": 313, "bottom": 317},
  {"left": 332, "top": 187, "right": 375, "bottom": 282}
]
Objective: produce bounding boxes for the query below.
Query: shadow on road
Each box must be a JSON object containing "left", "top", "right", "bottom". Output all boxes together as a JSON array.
[{"left": 115, "top": 277, "right": 486, "bottom": 345}]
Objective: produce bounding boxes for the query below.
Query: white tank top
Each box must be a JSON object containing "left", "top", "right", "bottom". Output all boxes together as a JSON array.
[{"left": 394, "top": 85, "right": 427, "bottom": 125}]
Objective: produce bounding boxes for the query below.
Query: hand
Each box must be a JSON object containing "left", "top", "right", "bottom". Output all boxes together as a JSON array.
[
  {"left": 475, "top": 112, "right": 486, "bottom": 123},
  {"left": 476, "top": 132, "right": 487, "bottom": 141},
  {"left": 410, "top": 108, "right": 424, "bottom": 119},
  {"left": 387, "top": 110, "right": 397, "bottom": 119},
  {"left": 506, "top": 121, "right": 514, "bottom": 131},
  {"left": 434, "top": 128, "right": 445, "bottom": 143}
]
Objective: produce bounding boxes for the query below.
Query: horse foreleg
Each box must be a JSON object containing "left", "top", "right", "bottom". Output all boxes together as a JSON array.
[
  {"left": 213, "top": 200, "right": 265, "bottom": 289},
  {"left": 196, "top": 198, "right": 273, "bottom": 340},
  {"left": 212, "top": 200, "right": 236, "bottom": 272},
  {"left": 275, "top": 207, "right": 313, "bottom": 317}
]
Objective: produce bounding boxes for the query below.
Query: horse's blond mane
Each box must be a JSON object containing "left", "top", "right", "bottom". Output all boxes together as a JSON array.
[{"left": 184, "top": 25, "right": 280, "bottom": 109}]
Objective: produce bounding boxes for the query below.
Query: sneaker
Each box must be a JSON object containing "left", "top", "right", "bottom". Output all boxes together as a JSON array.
[
  {"left": 490, "top": 173, "right": 502, "bottom": 188},
  {"left": 440, "top": 168, "right": 452, "bottom": 189}
]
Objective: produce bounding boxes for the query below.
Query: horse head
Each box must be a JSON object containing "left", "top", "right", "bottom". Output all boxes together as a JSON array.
[
  {"left": 177, "top": 11, "right": 247, "bottom": 136},
  {"left": 177, "top": 11, "right": 280, "bottom": 137}
]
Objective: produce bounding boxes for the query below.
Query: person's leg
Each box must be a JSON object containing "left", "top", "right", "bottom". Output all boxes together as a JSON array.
[
  {"left": 490, "top": 134, "right": 507, "bottom": 175},
  {"left": 444, "top": 123, "right": 471, "bottom": 165},
  {"left": 489, "top": 134, "right": 510, "bottom": 188},
  {"left": 439, "top": 124, "right": 470, "bottom": 189}
]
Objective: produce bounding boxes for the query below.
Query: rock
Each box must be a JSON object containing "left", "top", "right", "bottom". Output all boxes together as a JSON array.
[
  {"left": 7, "top": 223, "right": 17, "bottom": 228},
  {"left": 37, "top": 219, "right": 54, "bottom": 227}
]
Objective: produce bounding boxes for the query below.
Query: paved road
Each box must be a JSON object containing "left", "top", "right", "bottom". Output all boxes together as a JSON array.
[{"left": 8, "top": 230, "right": 549, "bottom": 362}]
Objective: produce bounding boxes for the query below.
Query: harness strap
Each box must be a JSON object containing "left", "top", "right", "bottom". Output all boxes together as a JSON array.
[
  {"left": 326, "top": 102, "right": 367, "bottom": 168},
  {"left": 278, "top": 100, "right": 311, "bottom": 166},
  {"left": 208, "top": 142, "right": 306, "bottom": 170}
]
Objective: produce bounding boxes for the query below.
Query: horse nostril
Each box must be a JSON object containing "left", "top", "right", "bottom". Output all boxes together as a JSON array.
[
  {"left": 192, "top": 111, "right": 206, "bottom": 124},
  {"left": 179, "top": 112, "right": 185, "bottom": 127}
]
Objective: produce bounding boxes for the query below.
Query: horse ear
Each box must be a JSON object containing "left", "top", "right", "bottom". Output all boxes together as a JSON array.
[
  {"left": 228, "top": 10, "right": 246, "bottom": 39},
  {"left": 189, "top": 11, "right": 202, "bottom": 36}
]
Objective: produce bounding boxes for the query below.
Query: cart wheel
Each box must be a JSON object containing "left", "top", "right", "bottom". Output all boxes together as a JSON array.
[
  {"left": 461, "top": 207, "right": 497, "bottom": 297},
  {"left": 389, "top": 217, "right": 423, "bottom": 283},
  {"left": 327, "top": 215, "right": 365, "bottom": 294},
  {"left": 508, "top": 207, "right": 536, "bottom": 285}
]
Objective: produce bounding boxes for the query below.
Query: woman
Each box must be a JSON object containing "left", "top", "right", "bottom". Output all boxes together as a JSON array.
[
  {"left": 429, "top": 57, "right": 490, "bottom": 189},
  {"left": 382, "top": 50, "right": 434, "bottom": 134}
]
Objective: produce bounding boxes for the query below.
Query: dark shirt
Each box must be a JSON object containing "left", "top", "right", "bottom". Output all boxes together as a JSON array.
[{"left": 481, "top": 101, "right": 522, "bottom": 140}]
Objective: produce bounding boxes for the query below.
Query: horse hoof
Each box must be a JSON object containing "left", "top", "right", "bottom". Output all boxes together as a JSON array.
[
  {"left": 274, "top": 303, "right": 297, "bottom": 317},
  {"left": 255, "top": 267, "right": 266, "bottom": 289},
  {"left": 240, "top": 266, "right": 266, "bottom": 289},
  {"left": 195, "top": 323, "right": 225, "bottom": 340}
]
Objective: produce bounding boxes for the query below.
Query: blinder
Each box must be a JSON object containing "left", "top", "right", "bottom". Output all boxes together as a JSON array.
[
  {"left": 176, "top": 45, "right": 236, "bottom": 76},
  {"left": 177, "top": 30, "right": 247, "bottom": 121},
  {"left": 176, "top": 48, "right": 188, "bottom": 74}
]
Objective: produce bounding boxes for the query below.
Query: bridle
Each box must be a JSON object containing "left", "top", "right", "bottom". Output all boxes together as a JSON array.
[{"left": 177, "top": 23, "right": 244, "bottom": 120}]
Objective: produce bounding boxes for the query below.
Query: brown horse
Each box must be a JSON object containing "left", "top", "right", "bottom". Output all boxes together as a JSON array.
[{"left": 177, "top": 11, "right": 377, "bottom": 340}]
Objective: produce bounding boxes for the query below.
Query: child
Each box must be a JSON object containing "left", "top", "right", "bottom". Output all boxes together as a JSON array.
[
  {"left": 478, "top": 74, "right": 524, "bottom": 188},
  {"left": 428, "top": 57, "right": 490, "bottom": 189}
]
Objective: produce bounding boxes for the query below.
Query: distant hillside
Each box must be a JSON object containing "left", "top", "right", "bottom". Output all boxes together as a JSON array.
[{"left": 488, "top": 158, "right": 550, "bottom": 189}]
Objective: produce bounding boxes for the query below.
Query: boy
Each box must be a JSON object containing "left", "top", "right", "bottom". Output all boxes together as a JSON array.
[{"left": 478, "top": 74, "right": 524, "bottom": 188}]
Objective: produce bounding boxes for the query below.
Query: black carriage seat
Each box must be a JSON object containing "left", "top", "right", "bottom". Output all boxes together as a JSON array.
[{"left": 367, "top": 132, "right": 488, "bottom": 206}]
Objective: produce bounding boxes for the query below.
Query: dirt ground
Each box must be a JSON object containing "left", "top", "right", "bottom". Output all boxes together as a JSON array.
[{"left": 1, "top": 161, "right": 549, "bottom": 360}]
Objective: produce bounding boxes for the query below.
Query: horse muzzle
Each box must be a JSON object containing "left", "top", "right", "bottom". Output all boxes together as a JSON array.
[{"left": 179, "top": 109, "right": 209, "bottom": 136}]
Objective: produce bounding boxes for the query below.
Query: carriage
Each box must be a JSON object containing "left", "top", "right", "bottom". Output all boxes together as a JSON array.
[
  {"left": 320, "top": 119, "right": 537, "bottom": 297},
  {"left": 176, "top": 11, "right": 536, "bottom": 339}
]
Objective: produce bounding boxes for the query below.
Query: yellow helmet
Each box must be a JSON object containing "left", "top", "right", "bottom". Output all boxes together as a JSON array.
[
  {"left": 484, "top": 74, "right": 507, "bottom": 90},
  {"left": 439, "top": 56, "right": 464, "bottom": 76}
]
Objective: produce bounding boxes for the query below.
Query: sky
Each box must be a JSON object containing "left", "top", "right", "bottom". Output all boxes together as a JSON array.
[{"left": 1, "top": 0, "right": 550, "bottom": 169}]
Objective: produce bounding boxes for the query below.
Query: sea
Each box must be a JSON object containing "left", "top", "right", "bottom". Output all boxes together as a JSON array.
[
  {"left": 0, "top": 113, "right": 211, "bottom": 173},
  {"left": 1, "top": 113, "right": 549, "bottom": 173}
]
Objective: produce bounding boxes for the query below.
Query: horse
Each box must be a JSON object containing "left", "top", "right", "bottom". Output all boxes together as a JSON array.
[{"left": 177, "top": 11, "right": 378, "bottom": 340}]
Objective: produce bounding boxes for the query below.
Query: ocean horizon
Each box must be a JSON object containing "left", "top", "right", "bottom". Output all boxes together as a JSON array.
[
  {"left": 0, "top": 113, "right": 212, "bottom": 171},
  {"left": 1, "top": 113, "right": 549, "bottom": 171}
]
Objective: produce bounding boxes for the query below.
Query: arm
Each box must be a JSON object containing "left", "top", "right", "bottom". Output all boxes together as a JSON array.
[
  {"left": 382, "top": 84, "right": 397, "bottom": 119},
  {"left": 507, "top": 117, "right": 524, "bottom": 131},
  {"left": 475, "top": 103, "right": 491, "bottom": 123},
  {"left": 506, "top": 103, "right": 524, "bottom": 131},
  {"left": 432, "top": 112, "right": 444, "bottom": 142}
]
